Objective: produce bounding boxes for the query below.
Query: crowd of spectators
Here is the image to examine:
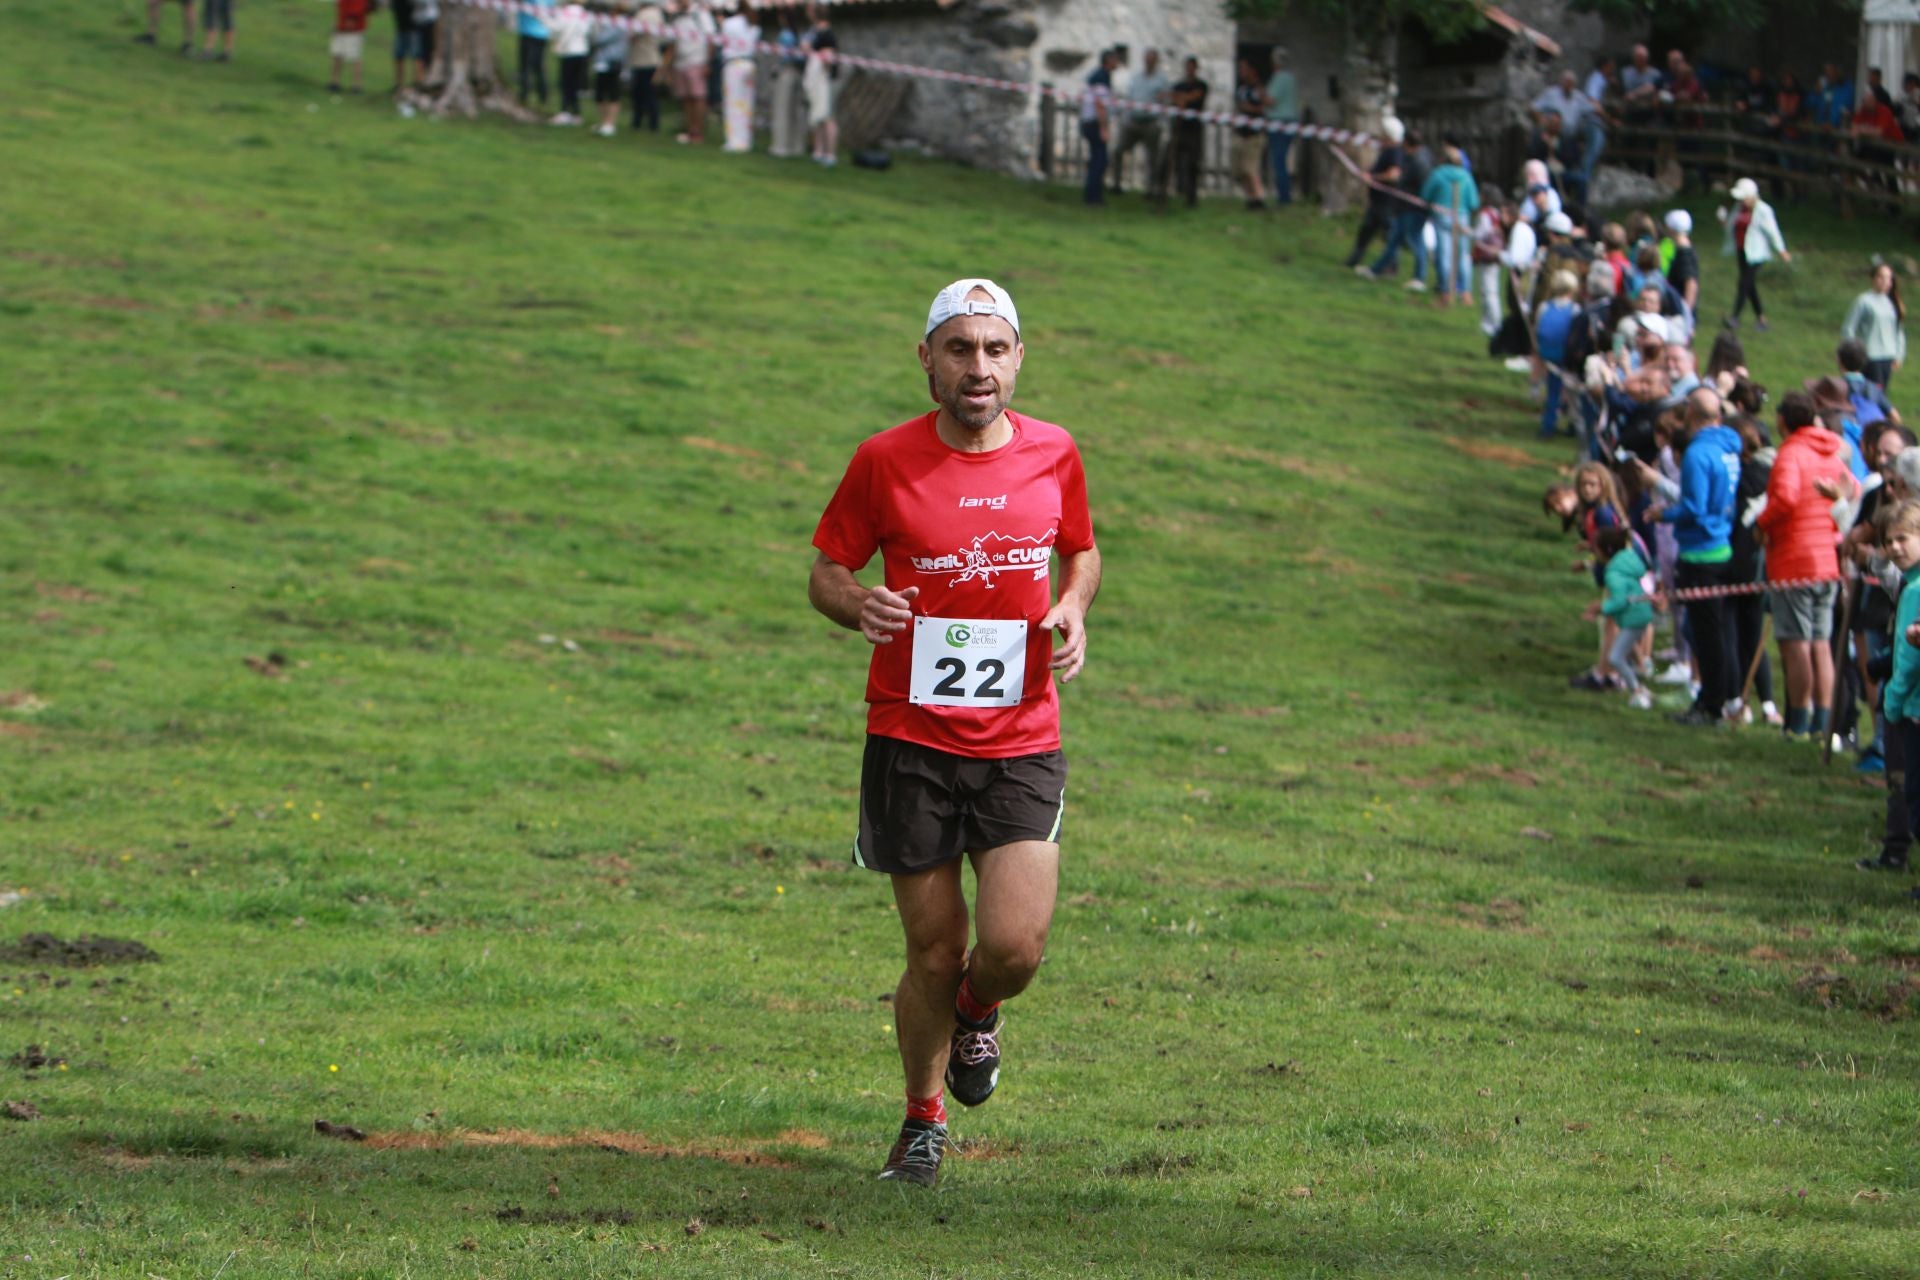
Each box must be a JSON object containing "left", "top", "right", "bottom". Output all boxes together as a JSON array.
[
  {"left": 1495, "top": 128, "right": 1916, "bottom": 886},
  {"left": 135, "top": 0, "right": 847, "bottom": 163},
  {"left": 1519, "top": 45, "right": 1920, "bottom": 204}
]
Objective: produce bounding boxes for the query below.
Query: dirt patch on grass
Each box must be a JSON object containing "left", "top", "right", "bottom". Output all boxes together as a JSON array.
[
  {"left": 1445, "top": 436, "right": 1537, "bottom": 468},
  {"left": 1454, "top": 899, "right": 1534, "bottom": 932},
  {"left": 0, "top": 934, "right": 160, "bottom": 967},
  {"left": 0, "top": 722, "right": 40, "bottom": 739},
  {"left": 950, "top": 1135, "right": 1023, "bottom": 1160},
  {"left": 362, "top": 1128, "right": 803, "bottom": 1167},
  {"left": 35, "top": 582, "right": 104, "bottom": 603}
]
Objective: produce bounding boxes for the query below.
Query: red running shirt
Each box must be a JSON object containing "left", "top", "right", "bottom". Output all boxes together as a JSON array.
[{"left": 813, "top": 411, "right": 1095, "bottom": 759}]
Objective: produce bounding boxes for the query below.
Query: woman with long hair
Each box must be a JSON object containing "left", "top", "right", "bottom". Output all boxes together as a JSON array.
[{"left": 1843, "top": 260, "right": 1908, "bottom": 389}]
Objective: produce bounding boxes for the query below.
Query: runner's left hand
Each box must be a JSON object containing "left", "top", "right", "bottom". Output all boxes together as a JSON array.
[{"left": 1041, "top": 602, "right": 1087, "bottom": 683}]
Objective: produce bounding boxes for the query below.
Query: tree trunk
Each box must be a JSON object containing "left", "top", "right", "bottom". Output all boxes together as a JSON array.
[
  {"left": 402, "top": 5, "right": 534, "bottom": 120},
  {"left": 1321, "top": 11, "right": 1397, "bottom": 216}
]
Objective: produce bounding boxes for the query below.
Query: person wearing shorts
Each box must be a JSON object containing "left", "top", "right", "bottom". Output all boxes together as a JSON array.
[
  {"left": 199, "top": 0, "right": 234, "bottom": 61},
  {"left": 809, "top": 279, "right": 1101, "bottom": 1187},
  {"left": 328, "top": 0, "right": 371, "bottom": 94},
  {"left": 1759, "top": 389, "right": 1859, "bottom": 741},
  {"left": 663, "top": 0, "right": 716, "bottom": 144}
]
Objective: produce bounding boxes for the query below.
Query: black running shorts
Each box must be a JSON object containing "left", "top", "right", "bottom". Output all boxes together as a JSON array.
[{"left": 854, "top": 735, "right": 1067, "bottom": 875}]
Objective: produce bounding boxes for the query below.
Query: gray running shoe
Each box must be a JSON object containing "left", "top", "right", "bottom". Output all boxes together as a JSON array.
[
  {"left": 877, "top": 1117, "right": 947, "bottom": 1186},
  {"left": 945, "top": 1010, "right": 1001, "bottom": 1107}
]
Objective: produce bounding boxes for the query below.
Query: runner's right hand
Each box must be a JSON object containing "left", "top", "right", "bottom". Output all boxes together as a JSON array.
[{"left": 860, "top": 585, "right": 918, "bottom": 645}]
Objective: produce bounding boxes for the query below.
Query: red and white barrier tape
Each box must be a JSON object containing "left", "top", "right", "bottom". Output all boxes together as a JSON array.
[
  {"left": 448, "top": 0, "right": 1385, "bottom": 144},
  {"left": 1667, "top": 576, "right": 1841, "bottom": 603},
  {"left": 1326, "top": 143, "right": 1437, "bottom": 212}
]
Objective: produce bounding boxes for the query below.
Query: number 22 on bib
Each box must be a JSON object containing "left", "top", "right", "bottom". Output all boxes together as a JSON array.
[{"left": 909, "top": 617, "right": 1028, "bottom": 708}]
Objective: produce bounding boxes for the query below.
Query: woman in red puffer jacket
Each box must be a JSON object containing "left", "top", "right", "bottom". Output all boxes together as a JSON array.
[{"left": 1757, "top": 390, "right": 1860, "bottom": 740}]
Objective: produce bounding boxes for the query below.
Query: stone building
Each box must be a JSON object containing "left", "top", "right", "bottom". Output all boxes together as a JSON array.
[{"left": 829, "top": 0, "right": 1236, "bottom": 179}]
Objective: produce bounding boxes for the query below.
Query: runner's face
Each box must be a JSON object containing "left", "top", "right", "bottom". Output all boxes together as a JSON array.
[{"left": 920, "top": 315, "right": 1022, "bottom": 432}]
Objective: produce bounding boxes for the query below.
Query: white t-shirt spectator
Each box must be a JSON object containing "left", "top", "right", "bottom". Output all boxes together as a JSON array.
[
  {"left": 669, "top": 7, "right": 716, "bottom": 70},
  {"left": 720, "top": 12, "right": 757, "bottom": 64},
  {"left": 550, "top": 3, "right": 591, "bottom": 58},
  {"left": 1124, "top": 66, "right": 1169, "bottom": 121}
]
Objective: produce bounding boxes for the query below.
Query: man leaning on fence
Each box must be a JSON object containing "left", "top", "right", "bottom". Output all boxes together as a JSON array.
[
  {"left": 1111, "top": 48, "right": 1170, "bottom": 202},
  {"left": 1081, "top": 48, "right": 1119, "bottom": 207}
]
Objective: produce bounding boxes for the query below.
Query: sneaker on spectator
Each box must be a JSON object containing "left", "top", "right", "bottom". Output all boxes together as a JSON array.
[
  {"left": 1761, "top": 700, "right": 1784, "bottom": 726},
  {"left": 1503, "top": 356, "right": 1533, "bottom": 373},
  {"left": 1353, "top": 265, "right": 1377, "bottom": 280},
  {"left": 1856, "top": 854, "right": 1908, "bottom": 872},
  {"left": 1569, "top": 670, "right": 1611, "bottom": 692},
  {"left": 1858, "top": 750, "right": 1886, "bottom": 774},
  {"left": 1669, "top": 708, "right": 1721, "bottom": 727},
  {"left": 1628, "top": 688, "right": 1653, "bottom": 710},
  {"left": 1405, "top": 278, "right": 1427, "bottom": 293},
  {"left": 1654, "top": 661, "right": 1692, "bottom": 685}
]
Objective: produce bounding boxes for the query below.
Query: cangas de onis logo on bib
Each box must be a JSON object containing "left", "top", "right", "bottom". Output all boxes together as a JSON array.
[{"left": 909, "top": 616, "right": 1029, "bottom": 707}]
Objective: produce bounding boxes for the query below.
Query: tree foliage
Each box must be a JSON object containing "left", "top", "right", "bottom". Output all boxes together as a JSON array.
[
  {"left": 1571, "top": 0, "right": 1855, "bottom": 30},
  {"left": 1226, "top": 0, "right": 1488, "bottom": 45}
]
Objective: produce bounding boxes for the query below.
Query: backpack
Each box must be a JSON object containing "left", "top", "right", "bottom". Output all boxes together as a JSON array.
[{"left": 1850, "top": 383, "right": 1888, "bottom": 429}]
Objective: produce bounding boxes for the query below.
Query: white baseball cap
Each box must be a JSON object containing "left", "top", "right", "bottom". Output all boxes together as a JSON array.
[
  {"left": 1730, "top": 177, "right": 1759, "bottom": 201},
  {"left": 926, "top": 278, "right": 1020, "bottom": 338},
  {"left": 1663, "top": 209, "right": 1692, "bottom": 234},
  {"left": 1544, "top": 211, "right": 1574, "bottom": 235}
]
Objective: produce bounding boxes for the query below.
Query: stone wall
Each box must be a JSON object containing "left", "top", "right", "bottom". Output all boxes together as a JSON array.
[{"left": 834, "top": 0, "right": 1235, "bottom": 179}]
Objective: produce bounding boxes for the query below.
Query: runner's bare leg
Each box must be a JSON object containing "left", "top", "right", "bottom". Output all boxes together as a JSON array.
[
  {"left": 890, "top": 861, "right": 969, "bottom": 1096},
  {"left": 967, "top": 840, "right": 1059, "bottom": 1004}
]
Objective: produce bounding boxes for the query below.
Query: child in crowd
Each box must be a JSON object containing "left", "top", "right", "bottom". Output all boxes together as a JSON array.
[
  {"left": 329, "top": 0, "right": 372, "bottom": 94},
  {"left": 1878, "top": 498, "right": 1920, "bottom": 864},
  {"left": 1585, "top": 525, "right": 1660, "bottom": 708}
]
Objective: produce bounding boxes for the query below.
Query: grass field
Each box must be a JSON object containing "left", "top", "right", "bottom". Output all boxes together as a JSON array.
[{"left": 4, "top": 3, "right": 1920, "bottom": 1276}]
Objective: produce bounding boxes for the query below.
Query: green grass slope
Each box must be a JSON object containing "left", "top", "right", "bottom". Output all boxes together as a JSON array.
[{"left": 2, "top": 3, "right": 1917, "bottom": 1276}]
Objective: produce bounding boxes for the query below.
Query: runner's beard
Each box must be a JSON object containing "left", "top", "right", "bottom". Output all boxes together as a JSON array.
[{"left": 933, "top": 370, "right": 1013, "bottom": 431}]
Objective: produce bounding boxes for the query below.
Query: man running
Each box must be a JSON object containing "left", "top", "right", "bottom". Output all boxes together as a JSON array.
[{"left": 808, "top": 279, "right": 1101, "bottom": 1186}]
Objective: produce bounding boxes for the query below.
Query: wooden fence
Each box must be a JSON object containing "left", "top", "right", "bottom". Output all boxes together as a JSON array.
[{"left": 1602, "top": 102, "right": 1920, "bottom": 217}]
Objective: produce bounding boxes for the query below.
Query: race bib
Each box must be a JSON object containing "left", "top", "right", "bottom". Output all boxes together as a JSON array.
[{"left": 909, "top": 616, "right": 1028, "bottom": 708}]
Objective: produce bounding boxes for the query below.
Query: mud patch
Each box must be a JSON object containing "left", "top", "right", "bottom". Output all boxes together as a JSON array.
[
  {"left": 362, "top": 1128, "right": 804, "bottom": 1167},
  {"left": 7, "top": 1045, "right": 66, "bottom": 1070},
  {"left": 1445, "top": 436, "right": 1537, "bottom": 468},
  {"left": 1455, "top": 899, "right": 1533, "bottom": 932},
  {"left": 950, "top": 1135, "right": 1023, "bottom": 1160},
  {"left": 3, "top": 1100, "right": 40, "bottom": 1121},
  {"left": 0, "top": 933, "right": 161, "bottom": 967}
]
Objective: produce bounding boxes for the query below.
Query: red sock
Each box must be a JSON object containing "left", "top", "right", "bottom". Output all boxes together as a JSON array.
[
  {"left": 906, "top": 1090, "right": 946, "bottom": 1126},
  {"left": 954, "top": 973, "right": 999, "bottom": 1027}
]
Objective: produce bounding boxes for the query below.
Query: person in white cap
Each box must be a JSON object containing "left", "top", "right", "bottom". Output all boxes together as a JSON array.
[
  {"left": 1718, "top": 176, "right": 1789, "bottom": 331},
  {"left": 1663, "top": 209, "right": 1700, "bottom": 316},
  {"left": 808, "top": 279, "right": 1102, "bottom": 1188}
]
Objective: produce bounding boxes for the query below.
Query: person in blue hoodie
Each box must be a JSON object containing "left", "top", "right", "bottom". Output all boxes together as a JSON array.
[{"left": 1655, "top": 386, "right": 1744, "bottom": 726}]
